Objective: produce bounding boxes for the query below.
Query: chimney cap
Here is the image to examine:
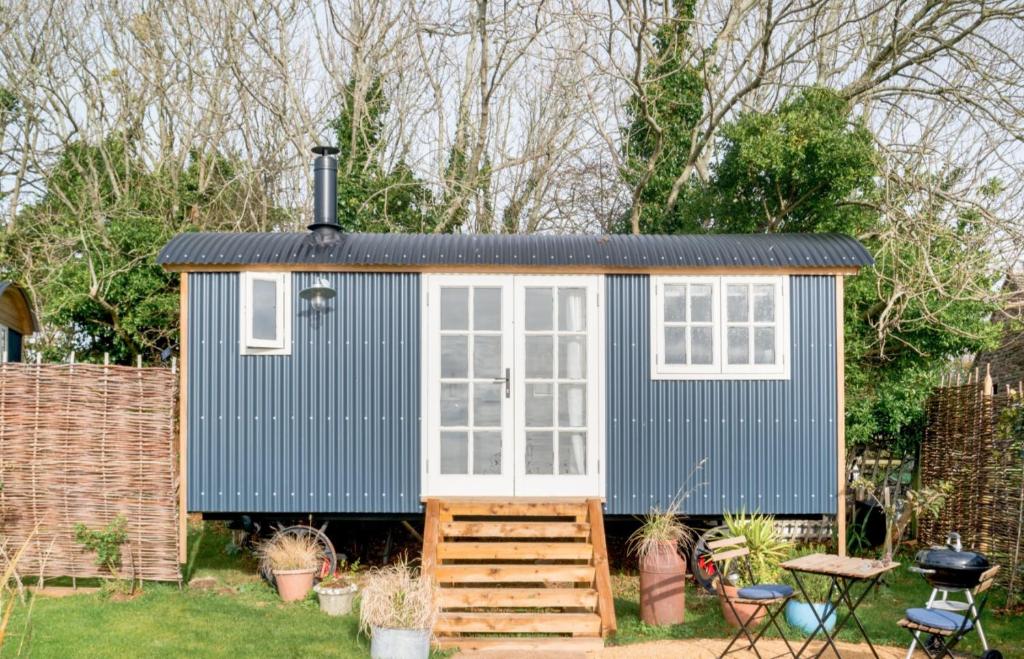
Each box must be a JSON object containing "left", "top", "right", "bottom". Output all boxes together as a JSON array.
[{"left": 313, "top": 145, "right": 340, "bottom": 157}]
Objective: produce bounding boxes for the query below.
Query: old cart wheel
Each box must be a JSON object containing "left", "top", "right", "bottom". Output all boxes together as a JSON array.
[
  {"left": 260, "top": 524, "right": 338, "bottom": 587},
  {"left": 690, "top": 525, "right": 728, "bottom": 593}
]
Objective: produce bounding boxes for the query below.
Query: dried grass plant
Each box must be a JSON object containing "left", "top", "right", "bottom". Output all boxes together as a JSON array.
[
  {"left": 627, "top": 459, "right": 705, "bottom": 562},
  {"left": 257, "top": 533, "right": 320, "bottom": 573},
  {"left": 358, "top": 558, "right": 437, "bottom": 634}
]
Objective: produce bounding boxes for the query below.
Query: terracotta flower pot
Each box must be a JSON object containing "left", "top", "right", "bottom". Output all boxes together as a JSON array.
[
  {"left": 274, "top": 568, "right": 316, "bottom": 602},
  {"left": 720, "top": 584, "right": 766, "bottom": 628},
  {"left": 639, "top": 541, "right": 686, "bottom": 626}
]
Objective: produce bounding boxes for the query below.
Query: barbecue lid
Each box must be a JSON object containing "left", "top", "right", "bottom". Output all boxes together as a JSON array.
[{"left": 915, "top": 547, "right": 990, "bottom": 570}]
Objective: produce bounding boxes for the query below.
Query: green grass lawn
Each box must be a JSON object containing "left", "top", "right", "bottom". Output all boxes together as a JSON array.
[{"left": 3, "top": 523, "right": 1022, "bottom": 657}]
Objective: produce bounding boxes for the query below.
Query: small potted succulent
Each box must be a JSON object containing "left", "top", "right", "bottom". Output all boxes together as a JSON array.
[
  {"left": 718, "top": 510, "right": 790, "bottom": 628},
  {"left": 359, "top": 558, "right": 437, "bottom": 659},
  {"left": 258, "top": 532, "right": 321, "bottom": 602},
  {"left": 627, "top": 500, "right": 694, "bottom": 626},
  {"left": 782, "top": 544, "right": 836, "bottom": 635},
  {"left": 314, "top": 559, "right": 361, "bottom": 616}
]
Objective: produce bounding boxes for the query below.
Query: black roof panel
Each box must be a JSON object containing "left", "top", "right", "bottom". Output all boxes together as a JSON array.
[{"left": 158, "top": 231, "right": 873, "bottom": 269}]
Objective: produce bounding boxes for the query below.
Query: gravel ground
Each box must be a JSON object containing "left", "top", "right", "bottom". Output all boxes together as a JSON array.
[{"left": 456, "top": 639, "right": 915, "bottom": 658}]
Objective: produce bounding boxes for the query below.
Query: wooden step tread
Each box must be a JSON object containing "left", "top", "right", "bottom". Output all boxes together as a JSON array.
[
  {"left": 441, "top": 501, "right": 589, "bottom": 517},
  {"left": 442, "top": 521, "right": 590, "bottom": 538},
  {"left": 434, "top": 636, "right": 605, "bottom": 653},
  {"left": 436, "top": 564, "right": 595, "bottom": 584},
  {"left": 436, "top": 611, "right": 602, "bottom": 634},
  {"left": 437, "top": 542, "right": 593, "bottom": 560},
  {"left": 438, "top": 587, "right": 598, "bottom": 609}
]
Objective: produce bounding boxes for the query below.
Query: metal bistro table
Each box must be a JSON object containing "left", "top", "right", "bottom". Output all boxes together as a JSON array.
[{"left": 781, "top": 553, "right": 899, "bottom": 659}]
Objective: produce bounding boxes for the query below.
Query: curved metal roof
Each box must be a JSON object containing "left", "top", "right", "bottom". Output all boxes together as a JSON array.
[{"left": 158, "top": 231, "right": 873, "bottom": 270}]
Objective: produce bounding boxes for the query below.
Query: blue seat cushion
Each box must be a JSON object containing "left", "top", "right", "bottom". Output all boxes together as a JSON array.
[
  {"left": 737, "top": 584, "right": 794, "bottom": 599},
  {"left": 905, "top": 608, "right": 974, "bottom": 632}
]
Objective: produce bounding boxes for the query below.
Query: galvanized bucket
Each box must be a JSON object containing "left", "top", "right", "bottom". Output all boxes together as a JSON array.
[{"left": 370, "top": 627, "right": 430, "bottom": 659}]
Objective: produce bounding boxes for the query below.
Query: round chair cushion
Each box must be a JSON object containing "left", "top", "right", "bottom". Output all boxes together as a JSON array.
[
  {"left": 905, "top": 607, "right": 973, "bottom": 632},
  {"left": 737, "top": 583, "right": 794, "bottom": 599}
]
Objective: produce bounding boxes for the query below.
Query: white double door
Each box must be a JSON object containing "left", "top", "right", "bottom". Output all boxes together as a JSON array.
[{"left": 423, "top": 274, "right": 603, "bottom": 498}]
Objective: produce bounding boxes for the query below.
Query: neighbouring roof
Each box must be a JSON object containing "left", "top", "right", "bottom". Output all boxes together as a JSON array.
[
  {"left": 0, "top": 281, "right": 40, "bottom": 333},
  {"left": 158, "top": 231, "right": 873, "bottom": 270}
]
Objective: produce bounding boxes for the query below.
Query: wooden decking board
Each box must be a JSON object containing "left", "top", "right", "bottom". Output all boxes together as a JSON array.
[
  {"left": 437, "top": 587, "right": 598, "bottom": 609},
  {"left": 435, "top": 612, "right": 602, "bottom": 634},
  {"left": 433, "top": 636, "right": 605, "bottom": 652},
  {"left": 435, "top": 563, "right": 596, "bottom": 584},
  {"left": 441, "top": 521, "right": 590, "bottom": 538},
  {"left": 437, "top": 542, "right": 593, "bottom": 560}
]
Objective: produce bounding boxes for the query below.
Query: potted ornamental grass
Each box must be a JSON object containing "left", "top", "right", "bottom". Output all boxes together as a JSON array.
[
  {"left": 628, "top": 500, "right": 694, "bottom": 626},
  {"left": 718, "top": 510, "right": 790, "bottom": 628},
  {"left": 314, "top": 559, "right": 361, "bottom": 616},
  {"left": 258, "top": 532, "right": 321, "bottom": 602},
  {"left": 359, "top": 558, "right": 438, "bottom": 659},
  {"left": 782, "top": 544, "right": 836, "bottom": 635}
]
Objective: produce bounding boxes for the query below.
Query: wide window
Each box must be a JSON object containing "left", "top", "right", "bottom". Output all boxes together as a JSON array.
[
  {"left": 651, "top": 276, "right": 789, "bottom": 379},
  {"left": 240, "top": 272, "right": 291, "bottom": 355}
]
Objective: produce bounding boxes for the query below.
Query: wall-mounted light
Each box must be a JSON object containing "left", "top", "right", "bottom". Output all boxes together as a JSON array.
[{"left": 299, "top": 277, "right": 336, "bottom": 315}]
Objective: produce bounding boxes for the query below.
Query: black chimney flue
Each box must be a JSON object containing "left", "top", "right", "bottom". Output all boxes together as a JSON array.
[{"left": 309, "top": 145, "right": 342, "bottom": 243}]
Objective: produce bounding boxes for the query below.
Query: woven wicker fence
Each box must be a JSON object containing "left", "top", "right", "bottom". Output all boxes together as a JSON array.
[
  {"left": 919, "top": 376, "right": 1024, "bottom": 601},
  {"left": 0, "top": 362, "right": 180, "bottom": 582}
]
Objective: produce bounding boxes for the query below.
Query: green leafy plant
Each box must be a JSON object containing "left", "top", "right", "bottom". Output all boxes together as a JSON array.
[
  {"left": 722, "top": 510, "right": 791, "bottom": 586},
  {"left": 74, "top": 515, "right": 129, "bottom": 578},
  {"left": 782, "top": 544, "right": 833, "bottom": 603},
  {"left": 319, "top": 559, "right": 362, "bottom": 589},
  {"left": 627, "top": 460, "right": 704, "bottom": 562},
  {"left": 851, "top": 478, "right": 953, "bottom": 563}
]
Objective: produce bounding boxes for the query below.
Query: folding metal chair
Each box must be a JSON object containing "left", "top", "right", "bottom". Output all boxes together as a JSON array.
[
  {"left": 710, "top": 535, "right": 797, "bottom": 659},
  {"left": 898, "top": 566, "right": 1001, "bottom": 659}
]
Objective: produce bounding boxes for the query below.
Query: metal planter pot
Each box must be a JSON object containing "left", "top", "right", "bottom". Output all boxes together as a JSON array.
[
  {"left": 314, "top": 583, "right": 358, "bottom": 616},
  {"left": 370, "top": 627, "right": 430, "bottom": 659}
]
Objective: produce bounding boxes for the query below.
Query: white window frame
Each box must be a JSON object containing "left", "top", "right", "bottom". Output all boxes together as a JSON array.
[
  {"left": 650, "top": 275, "right": 790, "bottom": 380},
  {"left": 240, "top": 272, "right": 291, "bottom": 355},
  {"left": 0, "top": 324, "right": 7, "bottom": 362}
]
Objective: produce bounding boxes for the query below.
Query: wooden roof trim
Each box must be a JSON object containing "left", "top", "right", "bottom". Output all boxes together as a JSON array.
[{"left": 163, "top": 263, "right": 861, "bottom": 276}]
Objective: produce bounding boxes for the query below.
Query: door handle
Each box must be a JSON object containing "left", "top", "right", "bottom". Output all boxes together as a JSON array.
[{"left": 492, "top": 368, "right": 510, "bottom": 398}]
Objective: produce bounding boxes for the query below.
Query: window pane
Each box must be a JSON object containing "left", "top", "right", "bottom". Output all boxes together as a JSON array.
[
  {"left": 665, "top": 327, "right": 687, "bottom": 365},
  {"left": 558, "top": 289, "right": 586, "bottom": 331},
  {"left": 473, "top": 383, "right": 502, "bottom": 426},
  {"left": 252, "top": 279, "right": 278, "bottom": 341},
  {"left": 440, "top": 288, "right": 469, "bottom": 330},
  {"left": 664, "top": 285, "right": 686, "bottom": 322},
  {"left": 558, "top": 336, "right": 587, "bottom": 379},
  {"left": 726, "top": 284, "right": 749, "bottom": 322},
  {"left": 753, "top": 284, "right": 775, "bottom": 322},
  {"left": 525, "top": 383, "right": 554, "bottom": 427},
  {"left": 524, "top": 335, "right": 554, "bottom": 378},
  {"left": 525, "top": 431, "right": 554, "bottom": 475},
  {"left": 473, "top": 431, "right": 502, "bottom": 475},
  {"left": 691, "top": 326, "right": 713, "bottom": 365},
  {"left": 559, "top": 432, "right": 586, "bottom": 475},
  {"left": 440, "top": 383, "right": 469, "bottom": 426},
  {"left": 727, "top": 327, "right": 750, "bottom": 365},
  {"left": 440, "top": 432, "right": 468, "bottom": 474},
  {"left": 474, "top": 288, "right": 501, "bottom": 330},
  {"left": 559, "top": 383, "right": 587, "bottom": 427},
  {"left": 690, "top": 284, "right": 713, "bottom": 322},
  {"left": 754, "top": 327, "right": 776, "bottom": 365},
  {"left": 441, "top": 335, "right": 468, "bottom": 378},
  {"left": 524, "top": 288, "right": 553, "bottom": 330},
  {"left": 473, "top": 335, "right": 501, "bottom": 379}
]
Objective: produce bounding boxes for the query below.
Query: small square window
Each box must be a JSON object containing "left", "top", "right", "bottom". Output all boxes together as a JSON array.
[
  {"left": 651, "top": 276, "right": 789, "bottom": 380},
  {"left": 240, "top": 272, "right": 291, "bottom": 355}
]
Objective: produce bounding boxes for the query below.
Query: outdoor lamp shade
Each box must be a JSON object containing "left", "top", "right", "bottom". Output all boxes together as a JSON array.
[{"left": 300, "top": 277, "right": 336, "bottom": 312}]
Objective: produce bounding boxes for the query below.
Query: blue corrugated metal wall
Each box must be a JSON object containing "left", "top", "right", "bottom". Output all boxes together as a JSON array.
[
  {"left": 604, "top": 275, "right": 837, "bottom": 516},
  {"left": 188, "top": 272, "right": 421, "bottom": 513},
  {"left": 188, "top": 271, "right": 837, "bottom": 517}
]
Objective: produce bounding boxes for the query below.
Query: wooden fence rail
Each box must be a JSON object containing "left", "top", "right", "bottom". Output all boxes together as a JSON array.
[{"left": 0, "top": 362, "right": 180, "bottom": 582}]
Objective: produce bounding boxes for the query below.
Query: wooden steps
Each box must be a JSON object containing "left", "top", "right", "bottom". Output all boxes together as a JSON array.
[{"left": 423, "top": 498, "right": 615, "bottom": 654}]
